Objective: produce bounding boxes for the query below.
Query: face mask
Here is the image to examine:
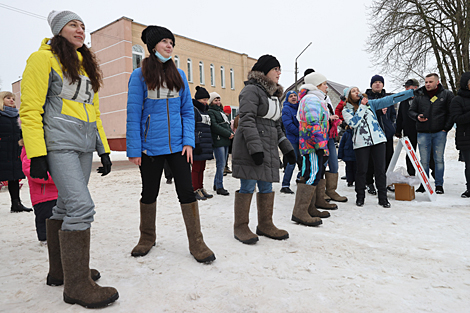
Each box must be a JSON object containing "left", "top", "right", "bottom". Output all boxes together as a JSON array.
[{"left": 154, "top": 50, "right": 172, "bottom": 63}]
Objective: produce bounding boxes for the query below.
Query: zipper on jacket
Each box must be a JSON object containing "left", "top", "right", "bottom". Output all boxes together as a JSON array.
[
  {"left": 144, "top": 115, "right": 150, "bottom": 142},
  {"left": 167, "top": 99, "right": 172, "bottom": 153},
  {"left": 53, "top": 116, "right": 80, "bottom": 125},
  {"left": 84, "top": 104, "right": 90, "bottom": 146}
]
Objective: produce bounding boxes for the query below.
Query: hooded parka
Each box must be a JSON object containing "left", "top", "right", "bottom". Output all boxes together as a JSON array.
[{"left": 232, "top": 71, "right": 293, "bottom": 182}]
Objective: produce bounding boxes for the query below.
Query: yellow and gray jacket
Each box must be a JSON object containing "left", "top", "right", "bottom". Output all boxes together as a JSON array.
[{"left": 20, "top": 38, "right": 110, "bottom": 159}]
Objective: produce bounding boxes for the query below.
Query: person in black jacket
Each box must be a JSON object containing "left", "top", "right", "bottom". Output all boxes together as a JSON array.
[
  {"left": 395, "top": 79, "right": 435, "bottom": 179},
  {"left": 191, "top": 86, "right": 214, "bottom": 200},
  {"left": 409, "top": 73, "right": 454, "bottom": 194},
  {"left": 450, "top": 72, "right": 470, "bottom": 198},
  {"left": 0, "top": 91, "right": 32, "bottom": 213}
]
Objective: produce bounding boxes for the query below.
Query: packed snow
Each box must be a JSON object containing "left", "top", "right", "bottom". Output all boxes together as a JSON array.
[{"left": 1, "top": 130, "right": 469, "bottom": 312}]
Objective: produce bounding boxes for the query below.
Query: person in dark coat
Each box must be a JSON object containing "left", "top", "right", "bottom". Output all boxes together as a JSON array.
[
  {"left": 450, "top": 72, "right": 470, "bottom": 198},
  {"left": 409, "top": 73, "right": 454, "bottom": 194},
  {"left": 395, "top": 78, "right": 435, "bottom": 179},
  {"left": 207, "top": 92, "right": 234, "bottom": 196},
  {"left": 232, "top": 55, "right": 295, "bottom": 244},
  {"left": 191, "top": 86, "right": 214, "bottom": 200},
  {"left": 0, "top": 91, "right": 31, "bottom": 213},
  {"left": 338, "top": 126, "right": 356, "bottom": 187}
]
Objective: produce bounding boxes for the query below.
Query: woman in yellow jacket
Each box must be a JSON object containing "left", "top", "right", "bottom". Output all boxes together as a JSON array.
[{"left": 20, "top": 10, "right": 118, "bottom": 309}]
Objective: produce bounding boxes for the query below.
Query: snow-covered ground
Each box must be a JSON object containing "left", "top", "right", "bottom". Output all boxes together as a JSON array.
[{"left": 1, "top": 130, "right": 470, "bottom": 312}]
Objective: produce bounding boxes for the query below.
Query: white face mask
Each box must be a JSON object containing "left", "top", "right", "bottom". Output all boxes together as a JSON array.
[{"left": 155, "top": 50, "right": 172, "bottom": 63}]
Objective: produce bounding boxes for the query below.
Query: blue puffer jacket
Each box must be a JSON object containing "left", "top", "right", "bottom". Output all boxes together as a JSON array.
[
  {"left": 338, "top": 128, "right": 356, "bottom": 161},
  {"left": 281, "top": 90, "right": 299, "bottom": 146},
  {"left": 193, "top": 99, "right": 213, "bottom": 161},
  {"left": 126, "top": 68, "right": 194, "bottom": 157},
  {"left": 343, "top": 89, "right": 413, "bottom": 149}
]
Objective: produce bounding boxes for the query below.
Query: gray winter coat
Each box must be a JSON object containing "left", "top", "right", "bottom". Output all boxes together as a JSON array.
[{"left": 232, "top": 71, "right": 293, "bottom": 182}]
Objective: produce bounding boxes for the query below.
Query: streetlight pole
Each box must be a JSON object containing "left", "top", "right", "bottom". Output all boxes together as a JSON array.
[{"left": 294, "top": 42, "right": 312, "bottom": 92}]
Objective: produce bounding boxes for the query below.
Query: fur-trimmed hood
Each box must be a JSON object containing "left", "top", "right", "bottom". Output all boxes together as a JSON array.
[{"left": 246, "top": 71, "right": 283, "bottom": 97}]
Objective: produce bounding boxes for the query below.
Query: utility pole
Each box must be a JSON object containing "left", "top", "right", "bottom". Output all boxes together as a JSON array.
[{"left": 294, "top": 42, "right": 312, "bottom": 92}]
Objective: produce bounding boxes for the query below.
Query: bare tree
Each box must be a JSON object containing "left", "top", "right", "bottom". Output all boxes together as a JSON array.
[{"left": 367, "top": 0, "right": 470, "bottom": 93}]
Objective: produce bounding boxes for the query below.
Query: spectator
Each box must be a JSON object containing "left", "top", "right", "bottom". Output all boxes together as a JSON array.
[
  {"left": 449, "top": 72, "right": 470, "bottom": 198},
  {"left": 223, "top": 105, "right": 233, "bottom": 175},
  {"left": 207, "top": 92, "right": 234, "bottom": 196},
  {"left": 338, "top": 125, "right": 356, "bottom": 187},
  {"left": 232, "top": 55, "right": 295, "bottom": 244},
  {"left": 192, "top": 86, "right": 214, "bottom": 201},
  {"left": 395, "top": 78, "right": 436, "bottom": 180},
  {"left": 281, "top": 91, "right": 300, "bottom": 194},
  {"left": 0, "top": 91, "right": 32, "bottom": 213},
  {"left": 409, "top": 73, "right": 454, "bottom": 194},
  {"left": 343, "top": 86, "right": 414, "bottom": 207}
]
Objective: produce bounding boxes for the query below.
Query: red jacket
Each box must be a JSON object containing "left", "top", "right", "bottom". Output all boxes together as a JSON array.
[
  {"left": 335, "top": 100, "right": 345, "bottom": 122},
  {"left": 21, "top": 148, "right": 58, "bottom": 206}
]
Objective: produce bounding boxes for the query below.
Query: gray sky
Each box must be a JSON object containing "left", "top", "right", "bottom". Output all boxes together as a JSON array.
[{"left": 1, "top": 0, "right": 400, "bottom": 96}]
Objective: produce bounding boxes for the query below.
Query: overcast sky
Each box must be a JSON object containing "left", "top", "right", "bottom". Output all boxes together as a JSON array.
[{"left": 1, "top": 0, "right": 406, "bottom": 96}]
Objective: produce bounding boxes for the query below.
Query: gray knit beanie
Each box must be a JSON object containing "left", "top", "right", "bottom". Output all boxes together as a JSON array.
[{"left": 48, "top": 10, "right": 84, "bottom": 36}]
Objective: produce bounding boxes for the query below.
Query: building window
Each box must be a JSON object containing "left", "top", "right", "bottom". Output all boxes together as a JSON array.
[
  {"left": 174, "top": 55, "right": 179, "bottom": 68},
  {"left": 132, "top": 45, "right": 145, "bottom": 70},
  {"left": 199, "top": 61, "right": 205, "bottom": 85},
  {"left": 221, "top": 66, "right": 225, "bottom": 88},
  {"left": 210, "top": 64, "right": 215, "bottom": 86},
  {"left": 187, "top": 58, "right": 193, "bottom": 83},
  {"left": 230, "top": 68, "right": 235, "bottom": 90}
]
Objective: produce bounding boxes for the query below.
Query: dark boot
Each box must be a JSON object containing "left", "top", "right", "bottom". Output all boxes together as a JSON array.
[
  {"left": 291, "top": 184, "right": 322, "bottom": 226},
  {"left": 315, "top": 179, "right": 338, "bottom": 210},
  {"left": 181, "top": 202, "right": 216, "bottom": 263},
  {"left": 234, "top": 191, "right": 258, "bottom": 244},
  {"left": 131, "top": 201, "right": 156, "bottom": 257},
  {"left": 10, "top": 199, "right": 32, "bottom": 212},
  {"left": 325, "top": 172, "right": 348, "bottom": 202},
  {"left": 46, "top": 219, "right": 100, "bottom": 286},
  {"left": 256, "top": 192, "right": 289, "bottom": 240},
  {"left": 59, "top": 229, "right": 118, "bottom": 308}
]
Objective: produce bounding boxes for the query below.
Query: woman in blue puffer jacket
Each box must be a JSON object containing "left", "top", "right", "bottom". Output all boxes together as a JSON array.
[{"left": 126, "top": 25, "right": 215, "bottom": 263}]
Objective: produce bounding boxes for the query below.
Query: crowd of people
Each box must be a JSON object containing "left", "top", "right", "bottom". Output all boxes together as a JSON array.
[{"left": 1, "top": 8, "right": 469, "bottom": 309}]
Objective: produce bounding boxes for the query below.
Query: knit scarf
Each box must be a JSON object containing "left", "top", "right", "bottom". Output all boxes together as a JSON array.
[{"left": 0, "top": 105, "right": 19, "bottom": 118}]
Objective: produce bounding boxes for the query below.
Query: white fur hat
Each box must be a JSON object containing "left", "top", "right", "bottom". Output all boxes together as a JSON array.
[
  {"left": 209, "top": 92, "right": 221, "bottom": 105},
  {"left": 305, "top": 72, "right": 327, "bottom": 87}
]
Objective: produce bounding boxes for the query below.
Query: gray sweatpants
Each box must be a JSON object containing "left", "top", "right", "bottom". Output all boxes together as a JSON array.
[{"left": 47, "top": 151, "right": 95, "bottom": 231}]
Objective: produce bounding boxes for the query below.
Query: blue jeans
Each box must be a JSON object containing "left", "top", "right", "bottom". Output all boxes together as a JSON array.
[
  {"left": 325, "top": 138, "right": 339, "bottom": 174},
  {"left": 239, "top": 179, "right": 272, "bottom": 194},
  {"left": 417, "top": 131, "right": 447, "bottom": 186},
  {"left": 213, "top": 146, "right": 229, "bottom": 189},
  {"left": 282, "top": 144, "right": 300, "bottom": 188}
]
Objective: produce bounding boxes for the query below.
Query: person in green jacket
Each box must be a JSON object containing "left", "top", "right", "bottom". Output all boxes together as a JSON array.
[{"left": 207, "top": 92, "right": 234, "bottom": 195}]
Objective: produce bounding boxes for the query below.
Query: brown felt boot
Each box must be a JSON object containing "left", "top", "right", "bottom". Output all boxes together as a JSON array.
[
  {"left": 307, "top": 188, "right": 331, "bottom": 218},
  {"left": 234, "top": 191, "right": 258, "bottom": 244},
  {"left": 46, "top": 219, "right": 100, "bottom": 286},
  {"left": 291, "top": 184, "right": 322, "bottom": 226},
  {"left": 59, "top": 229, "right": 118, "bottom": 308},
  {"left": 131, "top": 201, "right": 156, "bottom": 257},
  {"left": 315, "top": 179, "right": 338, "bottom": 210},
  {"left": 325, "top": 172, "right": 348, "bottom": 202},
  {"left": 256, "top": 192, "right": 289, "bottom": 240},
  {"left": 181, "top": 202, "right": 216, "bottom": 263}
]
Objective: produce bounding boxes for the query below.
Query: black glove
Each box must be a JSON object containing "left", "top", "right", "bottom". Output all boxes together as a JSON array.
[
  {"left": 30, "top": 156, "right": 49, "bottom": 180},
  {"left": 97, "top": 153, "right": 112, "bottom": 176},
  {"left": 285, "top": 150, "right": 297, "bottom": 165},
  {"left": 193, "top": 144, "right": 203, "bottom": 155},
  {"left": 251, "top": 152, "right": 264, "bottom": 166},
  {"left": 395, "top": 132, "right": 402, "bottom": 138}
]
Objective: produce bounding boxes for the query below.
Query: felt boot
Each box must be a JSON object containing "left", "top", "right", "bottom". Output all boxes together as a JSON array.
[
  {"left": 315, "top": 179, "right": 338, "bottom": 210},
  {"left": 325, "top": 172, "right": 348, "bottom": 202},
  {"left": 46, "top": 219, "right": 100, "bottom": 286},
  {"left": 131, "top": 201, "right": 156, "bottom": 257},
  {"left": 256, "top": 192, "right": 289, "bottom": 240},
  {"left": 181, "top": 202, "right": 216, "bottom": 263},
  {"left": 234, "top": 191, "right": 258, "bottom": 244},
  {"left": 306, "top": 184, "right": 331, "bottom": 218},
  {"left": 59, "top": 229, "right": 118, "bottom": 308},
  {"left": 291, "top": 184, "right": 322, "bottom": 226}
]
